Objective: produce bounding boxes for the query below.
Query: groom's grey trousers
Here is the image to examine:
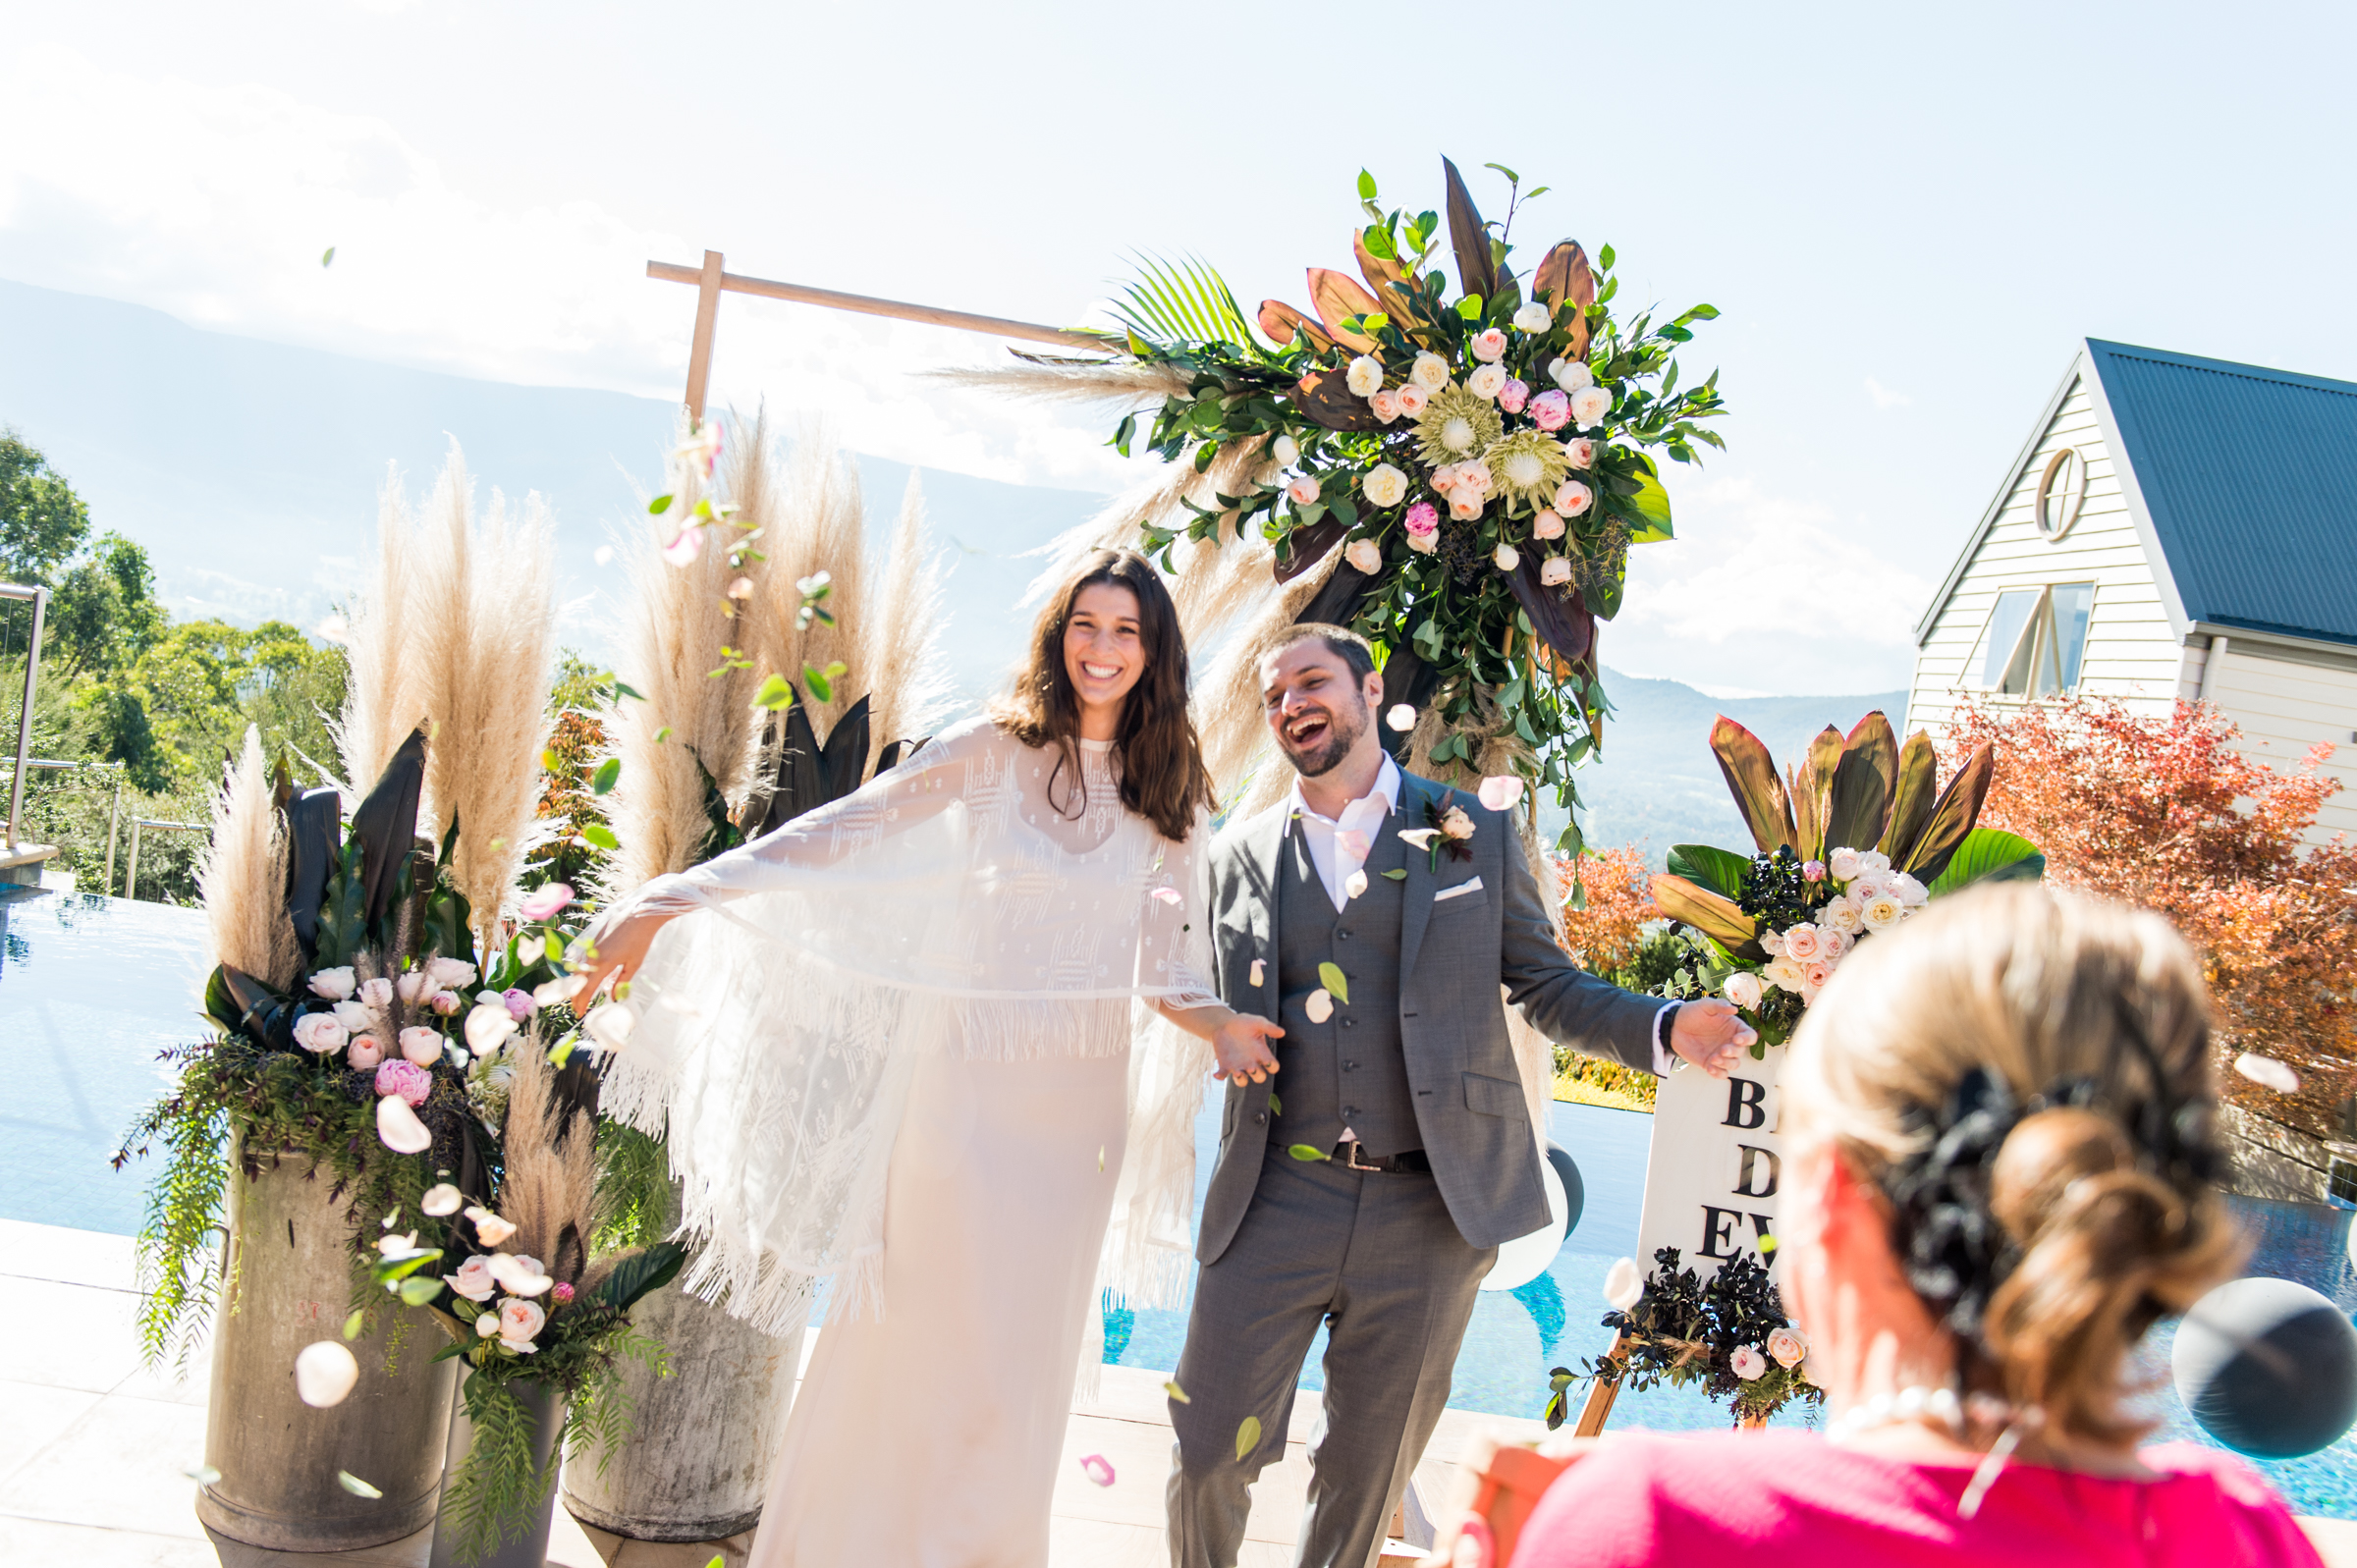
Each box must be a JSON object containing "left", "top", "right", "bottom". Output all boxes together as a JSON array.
[{"left": 1166, "top": 1147, "right": 1493, "bottom": 1568}]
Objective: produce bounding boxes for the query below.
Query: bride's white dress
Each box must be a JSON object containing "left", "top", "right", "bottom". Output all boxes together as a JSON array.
[{"left": 601, "top": 719, "right": 1218, "bottom": 1566}]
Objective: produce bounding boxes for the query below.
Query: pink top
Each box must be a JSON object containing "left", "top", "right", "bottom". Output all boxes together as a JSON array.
[{"left": 1509, "top": 1430, "right": 2323, "bottom": 1568}]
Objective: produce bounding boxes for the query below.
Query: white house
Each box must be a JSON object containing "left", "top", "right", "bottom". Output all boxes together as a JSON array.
[{"left": 1906, "top": 339, "right": 2357, "bottom": 843}]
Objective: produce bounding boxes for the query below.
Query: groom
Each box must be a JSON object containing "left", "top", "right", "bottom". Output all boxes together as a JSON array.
[{"left": 1166, "top": 623, "right": 1755, "bottom": 1568}]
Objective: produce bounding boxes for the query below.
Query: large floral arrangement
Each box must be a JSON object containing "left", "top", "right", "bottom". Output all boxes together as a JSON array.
[
  {"left": 1643, "top": 713, "right": 2043, "bottom": 1050},
  {"left": 1085, "top": 158, "right": 1725, "bottom": 837}
]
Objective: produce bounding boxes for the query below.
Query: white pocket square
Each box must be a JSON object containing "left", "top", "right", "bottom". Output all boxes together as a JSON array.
[{"left": 1433, "top": 877, "right": 1484, "bottom": 902}]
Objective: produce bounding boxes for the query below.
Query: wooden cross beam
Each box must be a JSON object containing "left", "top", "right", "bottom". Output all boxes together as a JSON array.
[{"left": 647, "top": 250, "right": 1127, "bottom": 419}]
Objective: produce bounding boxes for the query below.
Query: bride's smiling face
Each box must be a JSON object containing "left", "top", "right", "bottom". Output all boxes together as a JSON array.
[{"left": 1063, "top": 583, "right": 1146, "bottom": 725}]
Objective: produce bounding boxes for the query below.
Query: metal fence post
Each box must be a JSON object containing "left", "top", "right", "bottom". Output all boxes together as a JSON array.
[
  {"left": 104, "top": 767, "right": 123, "bottom": 891},
  {"left": 2, "top": 584, "right": 47, "bottom": 849},
  {"left": 125, "top": 819, "right": 142, "bottom": 900}
]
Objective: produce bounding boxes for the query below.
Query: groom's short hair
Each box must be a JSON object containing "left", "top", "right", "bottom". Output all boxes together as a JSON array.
[{"left": 1265, "top": 622, "right": 1377, "bottom": 683}]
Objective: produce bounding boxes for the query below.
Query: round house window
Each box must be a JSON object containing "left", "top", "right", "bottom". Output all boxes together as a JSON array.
[{"left": 2036, "top": 447, "right": 2087, "bottom": 540}]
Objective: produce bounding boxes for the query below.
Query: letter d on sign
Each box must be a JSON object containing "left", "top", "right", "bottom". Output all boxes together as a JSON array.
[{"left": 1723, "top": 1076, "right": 1767, "bottom": 1131}]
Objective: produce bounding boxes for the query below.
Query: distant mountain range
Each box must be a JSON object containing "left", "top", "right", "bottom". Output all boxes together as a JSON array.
[{"left": 0, "top": 277, "right": 1905, "bottom": 861}]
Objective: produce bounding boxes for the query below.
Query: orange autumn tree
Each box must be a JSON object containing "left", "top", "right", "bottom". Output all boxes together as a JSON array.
[
  {"left": 1551, "top": 845, "right": 1664, "bottom": 1108},
  {"left": 1946, "top": 696, "right": 2357, "bottom": 1139}
]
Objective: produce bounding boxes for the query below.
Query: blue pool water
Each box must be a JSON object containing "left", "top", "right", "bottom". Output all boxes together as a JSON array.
[{"left": 14, "top": 886, "right": 2357, "bottom": 1517}]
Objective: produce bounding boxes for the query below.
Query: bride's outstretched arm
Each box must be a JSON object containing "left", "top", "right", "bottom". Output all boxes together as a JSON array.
[{"left": 570, "top": 722, "right": 980, "bottom": 1001}]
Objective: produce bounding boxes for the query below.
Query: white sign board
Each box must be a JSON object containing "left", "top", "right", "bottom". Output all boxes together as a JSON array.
[{"left": 1633, "top": 1042, "right": 1789, "bottom": 1287}]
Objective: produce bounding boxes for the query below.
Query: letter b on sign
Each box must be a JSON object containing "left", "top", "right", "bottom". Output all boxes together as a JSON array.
[{"left": 1723, "top": 1076, "right": 1767, "bottom": 1131}]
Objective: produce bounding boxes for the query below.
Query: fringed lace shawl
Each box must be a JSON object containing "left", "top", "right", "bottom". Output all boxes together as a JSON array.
[{"left": 599, "top": 718, "right": 1219, "bottom": 1337}]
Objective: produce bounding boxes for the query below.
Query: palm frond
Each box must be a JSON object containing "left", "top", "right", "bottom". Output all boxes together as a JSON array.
[{"left": 1110, "top": 253, "right": 1258, "bottom": 350}]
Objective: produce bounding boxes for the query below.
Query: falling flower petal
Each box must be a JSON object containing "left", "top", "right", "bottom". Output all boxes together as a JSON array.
[
  {"left": 514, "top": 935, "right": 544, "bottom": 965},
  {"left": 419, "top": 1183, "right": 464, "bottom": 1217},
  {"left": 465, "top": 1003, "right": 520, "bottom": 1056},
  {"left": 2236, "top": 1053, "right": 2300, "bottom": 1094},
  {"left": 466, "top": 1206, "right": 519, "bottom": 1247},
  {"left": 295, "top": 1340, "right": 359, "bottom": 1407},
  {"left": 593, "top": 545, "right": 616, "bottom": 567},
  {"left": 519, "top": 883, "right": 574, "bottom": 922},
  {"left": 584, "top": 1002, "right": 637, "bottom": 1052},
  {"left": 1343, "top": 870, "right": 1368, "bottom": 900},
  {"left": 488, "top": 1253, "right": 555, "bottom": 1297},
  {"left": 1150, "top": 886, "right": 1184, "bottom": 906},
  {"left": 1385, "top": 704, "right": 1416, "bottom": 732},
  {"left": 1604, "top": 1257, "right": 1644, "bottom": 1312},
  {"left": 184, "top": 1463, "right": 222, "bottom": 1486},
  {"left": 1248, "top": 959, "right": 1265, "bottom": 988},
  {"left": 1077, "top": 1453, "right": 1117, "bottom": 1487},
  {"left": 337, "top": 1471, "right": 383, "bottom": 1499},
  {"left": 375, "top": 1095, "right": 433, "bottom": 1154},
  {"left": 533, "top": 976, "right": 579, "bottom": 1009},
  {"left": 313, "top": 612, "right": 351, "bottom": 646},
  {"left": 1165, "top": 1379, "right": 1191, "bottom": 1404},
  {"left": 1304, "top": 989, "right": 1334, "bottom": 1023},
  {"left": 1476, "top": 776, "right": 1525, "bottom": 812},
  {"left": 661, "top": 525, "right": 704, "bottom": 568},
  {"left": 1234, "top": 1416, "right": 1262, "bottom": 1461}
]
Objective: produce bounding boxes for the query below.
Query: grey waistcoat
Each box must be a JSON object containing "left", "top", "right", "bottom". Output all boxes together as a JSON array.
[{"left": 1270, "top": 813, "right": 1416, "bottom": 1157}]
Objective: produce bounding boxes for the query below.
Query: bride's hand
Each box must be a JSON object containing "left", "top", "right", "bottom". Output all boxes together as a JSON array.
[
  {"left": 1211, "top": 1013, "right": 1285, "bottom": 1085},
  {"left": 570, "top": 905, "right": 675, "bottom": 1007}
]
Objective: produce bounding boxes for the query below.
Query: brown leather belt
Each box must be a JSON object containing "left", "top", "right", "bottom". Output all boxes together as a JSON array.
[{"left": 1335, "top": 1140, "right": 1431, "bottom": 1174}]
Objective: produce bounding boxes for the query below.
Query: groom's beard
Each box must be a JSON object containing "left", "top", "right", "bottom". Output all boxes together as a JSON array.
[{"left": 1277, "top": 693, "right": 1370, "bottom": 779}]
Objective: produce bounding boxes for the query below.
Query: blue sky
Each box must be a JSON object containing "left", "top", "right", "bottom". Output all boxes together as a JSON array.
[{"left": 4, "top": 0, "right": 2352, "bottom": 694}]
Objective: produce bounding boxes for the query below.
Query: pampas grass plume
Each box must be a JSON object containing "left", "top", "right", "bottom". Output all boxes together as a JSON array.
[
  {"left": 334, "top": 468, "right": 428, "bottom": 795},
  {"left": 199, "top": 725, "right": 299, "bottom": 988}
]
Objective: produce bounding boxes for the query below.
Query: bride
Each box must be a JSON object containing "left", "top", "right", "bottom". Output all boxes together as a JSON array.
[{"left": 576, "top": 547, "right": 1286, "bottom": 1566}]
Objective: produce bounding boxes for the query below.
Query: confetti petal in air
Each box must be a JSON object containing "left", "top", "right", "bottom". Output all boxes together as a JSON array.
[
  {"left": 1344, "top": 870, "right": 1367, "bottom": 900},
  {"left": 1604, "top": 1257, "right": 1643, "bottom": 1312},
  {"left": 295, "top": 1340, "right": 359, "bottom": 1407},
  {"left": 1165, "top": 1379, "right": 1191, "bottom": 1404},
  {"left": 662, "top": 525, "right": 704, "bottom": 568},
  {"left": 1476, "top": 776, "right": 1525, "bottom": 811},
  {"left": 519, "top": 883, "right": 573, "bottom": 922},
  {"left": 376, "top": 1095, "right": 433, "bottom": 1154},
  {"left": 584, "top": 1002, "right": 637, "bottom": 1052},
  {"left": 1304, "top": 989, "right": 1334, "bottom": 1023},
  {"left": 184, "top": 1463, "right": 222, "bottom": 1485},
  {"left": 337, "top": 1471, "right": 383, "bottom": 1498},
  {"left": 1385, "top": 704, "right": 1416, "bottom": 732},
  {"left": 593, "top": 545, "right": 616, "bottom": 567},
  {"left": 2235, "top": 1052, "right": 2300, "bottom": 1094},
  {"left": 1234, "top": 1415, "right": 1262, "bottom": 1461},
  {"left": 419, "top": 1183, "right": 464, "bottom": 1217},
  {"left": 1249, "top": 959, "right": 1265, "bottom": 987},
  {"left": 1077, "top": 1453, "right": 1117, "bottom": 1487},
  {"left": 1150, "top": 887, "right": 1183, "bottom": 906}
]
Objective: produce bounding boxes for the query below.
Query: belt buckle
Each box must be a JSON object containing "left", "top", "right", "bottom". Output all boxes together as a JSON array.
[{"left": 1341, "top": 1140, "right": 1382, "bottom": 1172}]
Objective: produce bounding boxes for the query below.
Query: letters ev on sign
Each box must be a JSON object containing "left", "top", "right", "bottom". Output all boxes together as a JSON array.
[{"left": 1632, "top": 1042, "right": 1786, "bottom": 1286}]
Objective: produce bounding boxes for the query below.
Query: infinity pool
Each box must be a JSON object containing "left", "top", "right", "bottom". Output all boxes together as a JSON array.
[{"left": 14, "top": 886, "right": 2357, "bottom": 1517}]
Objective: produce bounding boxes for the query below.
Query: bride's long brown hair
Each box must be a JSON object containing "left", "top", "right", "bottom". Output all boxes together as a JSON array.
[{"left": 988, "top": 548, "right": 1213, "bottom": 842}]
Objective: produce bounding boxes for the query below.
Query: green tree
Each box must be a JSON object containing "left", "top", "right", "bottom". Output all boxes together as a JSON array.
[
  {"left": 0, "top": 430, "right": 93, "bottom": 587},
  {"left": 48, "top": 532, "right": 168, "bottom": 677}
]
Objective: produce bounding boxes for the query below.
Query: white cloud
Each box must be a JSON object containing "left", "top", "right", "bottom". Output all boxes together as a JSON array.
[
  {"left": 1608, "top": 473, "right": 1933, "bottom": 692},
  {"left": 0, "top": 44, "right": 1138, "bottom": 494},
  {"left": 1865, "top": 377, "right": 1911, "bottom": 408}
]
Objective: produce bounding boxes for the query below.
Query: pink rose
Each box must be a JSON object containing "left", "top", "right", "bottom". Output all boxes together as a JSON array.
[
  {"left": 1470, "top": 327, "right": 1508, "bottom": 362},
  {"left": 430, "top": 990, "right": 462, "bottom": 1016},
  {"left": 1403, "top": 503, "right": 1440, "bottom": 553},
  {"left": 1429, "top": 463, "right": 1459, "bottom": 493},
  {"left": 1803, "top": 860, "right": 1826, "bottom": 882},
  {"left": 1768, "top": 1325, "right": 1810, "bottom": 1369},
  {"left": 1820, "top": 928, "right": 1850, "bottom": 961},
  {"left": 1539, "top": 556, "right": 1571, "bottom": 586},
  {"left": 1530, "top": 389, "right": 1571, "bottom": 432},
  {"left": 1498, "top": 378, "right": 1529, "bottom": 415},
  {"left": 1532, "top": 509, "right": 1565, "bottom": 540},
  {"left": 1394, "top": 383, "right": 1430, "bottom": 416},
  {"left": 346, "top": 1035, "right": 385, "bottom": 1072},
  {"left": 396, "top": 970, "right": 432, "bottom": 1005},
  {"left": 1288, "top": 475, "right": 1321, "bottom": 506},
  {"left": 497, "top": 1296, "right": 547, "bottom": 1353},
  {"left": 292, "top": 1012, "right": 349, "bottom": 1055},
  {"left": 1554, "top": 479, "right": 1594, "bottom": 516},
  {"left": 358, "top": 977, "right": 394, "bottom": 1010},
  {"left": 373, "top": 1058, "right": 432, "bottom": 1107},
  {"left": 449, "top": 1254, "right": 498, "bottom": 1302},
  {"left": 1730, "top": 1346, "right": 1768, "bottom": 1382},
  {"left": 1370, "top": 388, "right": 1401, "bottom": 423},
  {"left": 1780, "top": 923, "right": 1824, "bottom": 961},
  {"left": 1449, "top": 493, "right": 1484, "bottom": 521},
  {"left": 1344, "top": 537, "right": 1382, "bottom": 574},
  {"left": 399, "top": 1026, "right": 445, "bottom": 1068},
  {"left": 1563, "top": 437, "right": 1597, "bottom": 468},
  {"left": 502, "top": 988, "right": 536, "bottom": 1023},
  {"left": 1439, "top": 805, "right": 1475, "bottom": 840},
  {"left": 1804, "top": 959, "right": 1836, "bottom": 990}
]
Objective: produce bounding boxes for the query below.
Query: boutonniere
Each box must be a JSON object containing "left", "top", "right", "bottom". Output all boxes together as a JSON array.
[{"left": 1398, "top": 796, "right": 1476, "bottom": 871}]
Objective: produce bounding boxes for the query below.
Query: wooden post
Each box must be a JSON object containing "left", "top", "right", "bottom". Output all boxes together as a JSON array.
[
  {"left": 1572, "top": 1333, "right": 1624, "bottom": 1436},
  {"left": 684, "top": 249, "right": 725, "bottom": 422}
]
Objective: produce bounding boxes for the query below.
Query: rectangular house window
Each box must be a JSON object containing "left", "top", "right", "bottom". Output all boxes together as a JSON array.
[
  {"left": 2331, "top": 1159, "right": 2357, "bottom": 1208},
  {"left": 1976, "top": 583, "right": 2097, "bottom": 696}
]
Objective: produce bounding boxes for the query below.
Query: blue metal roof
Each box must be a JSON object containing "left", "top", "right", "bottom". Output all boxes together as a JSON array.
[{"left": 2088, "top": 339, "right": 2357, "bottom": 648}]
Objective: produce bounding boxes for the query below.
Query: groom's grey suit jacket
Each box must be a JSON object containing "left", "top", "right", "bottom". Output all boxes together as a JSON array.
[{"left": 1198, "top": 768, "right": 1661, "bottom": 1263}]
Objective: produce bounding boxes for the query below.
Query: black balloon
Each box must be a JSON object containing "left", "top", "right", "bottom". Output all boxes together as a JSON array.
[
  {"left": 2172, "top": 1276, "right": 2357, "bottom": 1459},
  {"left": 1545, "top": 1143, "right": 1585, "bottom": 1248}
]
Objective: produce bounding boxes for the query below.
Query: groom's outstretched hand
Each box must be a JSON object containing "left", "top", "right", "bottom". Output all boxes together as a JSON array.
[
  {"left": 1210, "top": 1013, "right": 1286, "bottom": 1085},
  {"left": 1670, "top": 999, "right": 1758, "bottom": 1079}
]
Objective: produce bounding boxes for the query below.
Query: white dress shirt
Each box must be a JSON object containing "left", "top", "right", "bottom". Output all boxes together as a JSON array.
[{"left": 1287, "top": 753, "right": 1680, "bottom": 1075}]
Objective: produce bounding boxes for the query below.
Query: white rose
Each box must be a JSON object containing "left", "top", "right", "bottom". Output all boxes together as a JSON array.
[
  {"left": 1781, "top": 923, "right": 1823, "bottom": 961},
  {"left": 1759, "top": 929, "right": 1785, "bottom": 957},
  {"left": 1550, "top": 357, "right": 1595, "bottom": 392},
  {"left": 292, "top": 1013, "right": 349, "bottom": 1055},
  {"left": 426, "top": 956, "right": 478, "bottom": 992},
  {"left": 1858, "top": 849, "right": 1891, "bottom": 875},
  {"left": 1729, "top": 1345, "right": 1768, "bottom": 1382},
  {"left": 1410, "top": 351, "right": 1451, "bottom": 391},
  {"left": 1531, "top": 508, "right": 1565, "bottom": 540},
  {"left": 1562, "top": 437, "right": 1597, "bottom": 468},
  {"left": 1344, "top": 355, "right": 1384, "bottom": 398},
  {"left": 1466, "top": 361, "right": 1508, "bottom": 400},
  {"left": 398, "top": 1026, "right": 444, "bottom": 1068},
  {"left": 1859, "top": 893, "right": 1904, "bottom": 932},
  {"left": 1891, "top": 872, "right": 1930, "bottom": 908},
  {"left": 307, "top": 967, "right": 357, "bottom": 1001},
  {"left": 1824, "top": 896, "right": 1864, "bottom": 935},
  {"left": 1457, "top": 460, "right": 1492, "bottom": 493},
  {"left": 1569, "top": 386, "right": 1613, "bottom": 430},
  {"left": 1539, "top": 556, "right": 1571, "bottom": 587},
  {"left": 1819, "top": 927, "right": 1850, "bottom": 961},
  {"left": 1828, "top": 847, "right": 1862, "bottom": 881},
  {"left": 489, "top": 1253, "right": 554, "bottom": 1297},
  {"left": 1493, "top": 543, "right": 1520, "bottom": 572},
  {"left": 332, "top": 999, "right": 376, "bottom": 1034},
  {"left": 1724, "top": 971, "right": 1764, "bottom": 1010},
  {"left": 1604, "top": 1256, "right": 1644, "bottom": 1312},
  {"left": 1271, "top": 433, "right": 1301, "bottom": 465},
  {"left": 475, "top": 1313, "right": 500, "bottom": 1338},
  {"left": 1764, "top": 956, "right": 1808, "bottom": 993},
  {"left": 1512, "top": 299, "right": 1554, "bottom": 333},
  {"left": 1344, "top": 538, "right": 1383, "bottom": 574},
  {"left": 1361, "top": 462, "right": 1408, "bottom": 508}
]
